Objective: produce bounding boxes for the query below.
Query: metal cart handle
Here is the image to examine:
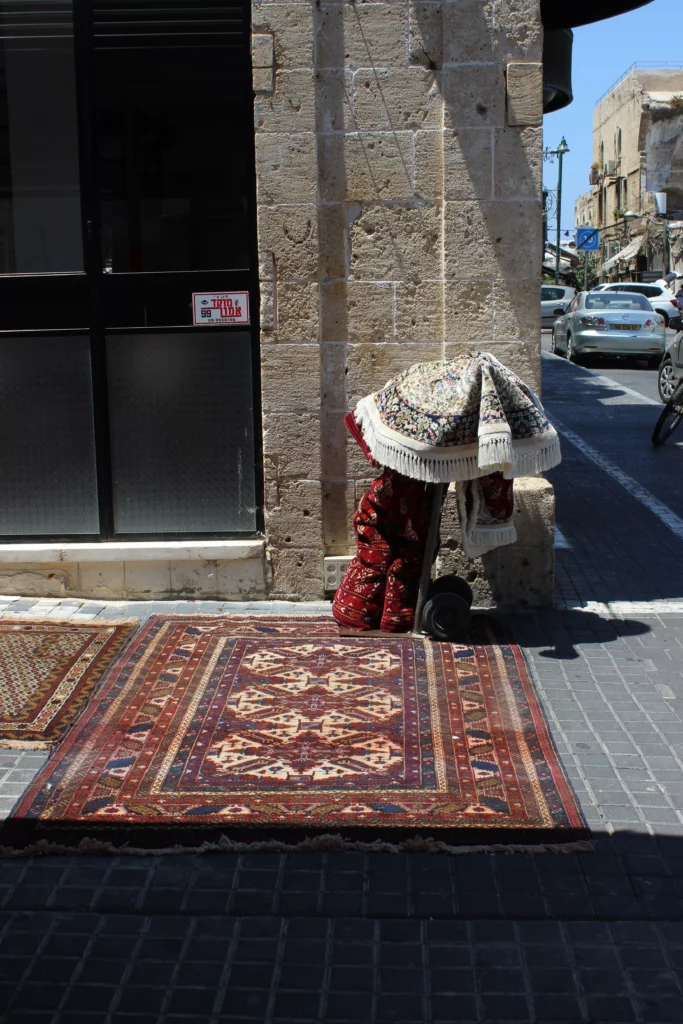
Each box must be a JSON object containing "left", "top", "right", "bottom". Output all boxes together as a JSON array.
[{"left": 413, "top": 482, "right": 447, "bottom": 635}]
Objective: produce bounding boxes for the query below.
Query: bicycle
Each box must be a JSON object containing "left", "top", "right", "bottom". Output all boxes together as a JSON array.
[{"left": 652, "top": 376, "right": 683, "bottom": 446}]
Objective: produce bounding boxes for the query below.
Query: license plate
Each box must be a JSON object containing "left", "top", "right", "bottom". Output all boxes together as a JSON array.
[{"left": 610, "top": 324, "right": 640, "bottom": 331}]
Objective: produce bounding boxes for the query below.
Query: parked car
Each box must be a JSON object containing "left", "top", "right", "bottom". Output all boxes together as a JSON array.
[
  {"left": 551, "top": 291, "right": 667, "bottom": 366},
  {"left": 541, "top": 285, "right": 576, "bottom": 329},
  {"left": 591, "top": 282, "right": 678, "bottom": 325},
  {"left": 656, "top": 316, "right": 683, "bottom": 401}
]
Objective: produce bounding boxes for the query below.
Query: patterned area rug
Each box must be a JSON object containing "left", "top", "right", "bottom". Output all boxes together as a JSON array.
[
  {"left": 0, "top": 620, "right": 137, "bottom": 748},
  {"left": 4, "top": 616, "right": 587, "bottom": 846}
]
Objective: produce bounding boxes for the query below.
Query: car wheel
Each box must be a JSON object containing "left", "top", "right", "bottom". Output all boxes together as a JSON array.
[
  {"left": 550, "top": 329, "right": 558, "bottom": 354},
  {"left": 658, "top": 357, "right": 676, "bottom": 402},
  {"left": 656, "top": 309, "right": 670, "bottom": 327},
  {"left": 567, "top": 333, "right": 580, "bottom": 364}
]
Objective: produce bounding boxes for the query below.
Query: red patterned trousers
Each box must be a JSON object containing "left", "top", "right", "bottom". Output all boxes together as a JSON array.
[{"left": 332, "top": 469, "right": 436, "bottom": 633}]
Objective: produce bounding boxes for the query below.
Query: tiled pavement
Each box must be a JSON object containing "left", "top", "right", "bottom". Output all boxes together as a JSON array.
[{"left": 3, "top": 356, "right": 683, "bottom": 1021}]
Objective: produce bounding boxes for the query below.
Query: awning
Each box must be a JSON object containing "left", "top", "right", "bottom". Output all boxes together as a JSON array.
[
  {"left": 602, "top": 235, "right": 644, "bottom": 272},
  {"left": 541, "top": 1, "right": 654, "bottom": 30}
]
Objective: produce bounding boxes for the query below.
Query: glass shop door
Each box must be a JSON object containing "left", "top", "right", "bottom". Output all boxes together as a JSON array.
[{"left": 0, "top": 0, "right": 260, "bottom": 539}]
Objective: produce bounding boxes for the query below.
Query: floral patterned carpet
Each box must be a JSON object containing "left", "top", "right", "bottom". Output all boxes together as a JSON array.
[{"left": 4, "top": 616, "right": 587, "bottom": 846}]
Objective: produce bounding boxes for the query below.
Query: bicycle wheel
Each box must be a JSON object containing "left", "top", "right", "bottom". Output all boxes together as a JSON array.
[{"left": 653, "top": 383, "right": 683, "bottom": 446}]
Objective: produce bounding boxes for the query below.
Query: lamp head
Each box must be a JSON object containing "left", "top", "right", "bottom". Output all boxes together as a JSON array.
[{"left": 557, "top": 137, "right": 570, "bottom": 155}]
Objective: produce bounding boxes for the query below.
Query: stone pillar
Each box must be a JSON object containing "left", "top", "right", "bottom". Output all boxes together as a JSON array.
[{"left": 252, "top": 0, "right": 550, "bottom": 604}]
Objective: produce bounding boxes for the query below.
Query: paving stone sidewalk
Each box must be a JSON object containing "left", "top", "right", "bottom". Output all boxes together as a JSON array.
[
  {"left": 0, "top": 600, "right": 682, "bottom": 1023},
  {"left": 3, "top": 355, "right": 683, "bottom": 1021}
]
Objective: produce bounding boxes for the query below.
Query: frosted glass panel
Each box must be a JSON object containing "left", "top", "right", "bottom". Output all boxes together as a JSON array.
[
  {"left": 107, "top": 332, "right": 256, "bottom": 533},
  {"left": 0, "top": 7, "right": 83, "bottom": 273},
  {"left": 0, "top": 336, "right": 99, "bottom": 534}
]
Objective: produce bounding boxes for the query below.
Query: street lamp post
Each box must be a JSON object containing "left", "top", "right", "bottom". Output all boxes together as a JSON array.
[{"left": 554, "top": 138, "right": 569, "bottom": 284}]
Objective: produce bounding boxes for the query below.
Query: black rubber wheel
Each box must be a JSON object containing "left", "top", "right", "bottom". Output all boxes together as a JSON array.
[
  {"left": 652, "top": 385, "right": 683, "bottom": 446},
  {"left": 421, "top": 593, "right": 471, "bottom": 642},
  {"left": 656, "top": 309, "right": 670, "bottom": 328},
  {"left": 659, "top": 356, "right": 676, "bottom": 402},
  {"left": 428, "top": 575, "right": 474, "bottom": 607}
]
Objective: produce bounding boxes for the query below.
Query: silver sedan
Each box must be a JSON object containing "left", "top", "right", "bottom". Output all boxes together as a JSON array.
[{"left": 551, "top": 291, "right": 667, "bottom": 367}]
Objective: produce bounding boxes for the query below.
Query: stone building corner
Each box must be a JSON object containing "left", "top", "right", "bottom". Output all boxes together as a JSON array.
[{"left": 253, "top": 0, "right": 554, "bottom": 607}]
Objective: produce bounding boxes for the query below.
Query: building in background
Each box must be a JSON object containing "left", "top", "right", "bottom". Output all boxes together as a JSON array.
[
  {"left": 576, "top": 64, "right": 683, "bottom": 282},
  {"left": 575, "top": 190, "right": 595, "bottom": 228}
]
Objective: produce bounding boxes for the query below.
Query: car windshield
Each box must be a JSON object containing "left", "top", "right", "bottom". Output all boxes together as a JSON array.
[{"left": 585, "top": 293, "right": 652, "bottom": 312}]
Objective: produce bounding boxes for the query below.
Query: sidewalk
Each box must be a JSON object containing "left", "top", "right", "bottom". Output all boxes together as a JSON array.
[{"left": 2, "top": 355, "right": 683, "bottom": 1022}]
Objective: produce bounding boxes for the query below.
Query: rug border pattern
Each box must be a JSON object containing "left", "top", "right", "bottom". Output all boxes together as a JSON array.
[
  {"left": 5, "top": 616, "right": 588, "bottom": 842},
  {"left": 0, "top": 618, "right": 138, "bottom": 747}
]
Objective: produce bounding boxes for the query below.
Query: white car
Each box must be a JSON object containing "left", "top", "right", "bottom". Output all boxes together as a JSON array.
[
  {"left": 591, "top": 282, "right": 678, "bottom": 325},
  {"left": 551, "top": 291, "right": 666, "bottom": 366},
  {"left": 541, "top": 285, "right": 576, "bottom": 329}
]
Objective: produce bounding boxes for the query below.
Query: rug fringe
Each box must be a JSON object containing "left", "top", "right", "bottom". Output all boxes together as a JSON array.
[
  {"left": 354, "top": 396, "right": 562, "bottom": 483},
  {"left": 0, "top": 740, "right": 51, "bottom": 750},
  {"left": 0, "top": 617, "right": 140, "bottom": 626},
  {"left": 0, "top": 834, "right": 594, "bottom": 857}
]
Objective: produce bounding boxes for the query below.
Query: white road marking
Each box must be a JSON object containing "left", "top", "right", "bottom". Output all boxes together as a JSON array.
[
  {"left": 566, "top": 600, "right": 683, "bottom": 615},
  {"left": 554, "top": 526, "right": 571, "bottom": 549},
  {"left": 583, "top": 373, "right": 660, "bottom": 407},
  {"left": 552, "top": 415, "right": 683, "bottom": 544},
  {"left": 543, "top": 350, "right": 661, "bottom": 405}
]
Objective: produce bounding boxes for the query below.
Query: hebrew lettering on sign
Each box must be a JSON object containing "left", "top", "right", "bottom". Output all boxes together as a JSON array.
[{"left": 192, "top": 292, "right": 250, "bottom": 325}]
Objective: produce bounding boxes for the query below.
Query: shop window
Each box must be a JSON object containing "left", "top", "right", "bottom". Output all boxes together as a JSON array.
[{"left": 0, "top": 3, "right": 83, "bottom": 273}]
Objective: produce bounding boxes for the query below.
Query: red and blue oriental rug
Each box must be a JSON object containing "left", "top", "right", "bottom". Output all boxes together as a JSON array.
[
  {"left": 0, "top": 619, "right": 137, "bottom": 748},
  {"left": 3, "top": 616, "right": 587, "bottom": 847}
]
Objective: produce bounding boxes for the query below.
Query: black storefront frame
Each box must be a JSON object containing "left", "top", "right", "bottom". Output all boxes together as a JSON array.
[{"left": 0, "top": 0, "right": 263, "bottom": 543}]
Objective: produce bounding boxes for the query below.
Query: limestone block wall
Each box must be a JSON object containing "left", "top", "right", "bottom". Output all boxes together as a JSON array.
[
  {"left": 252, "top": 0, "right": 545, "bottom": 602},
  {"left": 435, "top": 476, "right": 554, "bottom": 607}
]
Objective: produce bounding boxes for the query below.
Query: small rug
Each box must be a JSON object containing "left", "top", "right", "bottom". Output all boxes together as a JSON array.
[
  {"left": 3, "top": 616, "right": 587, "bottom": 847},
  {"left": 0, "top": 619, "right": 137, "bottom": 748}
]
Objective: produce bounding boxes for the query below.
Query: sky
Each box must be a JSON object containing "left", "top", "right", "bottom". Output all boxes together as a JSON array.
[{"left": 543, "top": 0, "right": 682, "bottom": 244}]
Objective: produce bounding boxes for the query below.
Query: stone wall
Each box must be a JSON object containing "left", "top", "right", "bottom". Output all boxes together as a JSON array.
[{"left": 252, "top": 0, "right": 547, "bottom": 602}]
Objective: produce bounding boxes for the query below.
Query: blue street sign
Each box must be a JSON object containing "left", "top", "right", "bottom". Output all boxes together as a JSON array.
[{"left": 576, "top": 227, "right": 600, "bottom": 252}]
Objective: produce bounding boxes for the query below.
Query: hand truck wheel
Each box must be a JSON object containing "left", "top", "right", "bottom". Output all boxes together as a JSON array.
[
  {"left": 428, "top": 574, "right": 474, "bottom": 607},
  {"left": 421, "top": 592, "right": 471, "bottom": 642}
]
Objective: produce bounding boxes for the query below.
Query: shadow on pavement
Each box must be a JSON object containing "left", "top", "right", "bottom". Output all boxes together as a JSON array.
[
  {"left": 520, "top": 610, "right": 652, "bottom": 661},
  {"left": 0, "top": 830, "right": 682, "bottom": 1023},
  {"left": 502, "top": 607, "right": 651, "bottom": 643}
]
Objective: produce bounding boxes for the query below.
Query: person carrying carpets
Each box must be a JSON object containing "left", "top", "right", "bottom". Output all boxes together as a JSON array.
[{"left": 332, "top": 352, "right": 561, "bottom": 633}]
